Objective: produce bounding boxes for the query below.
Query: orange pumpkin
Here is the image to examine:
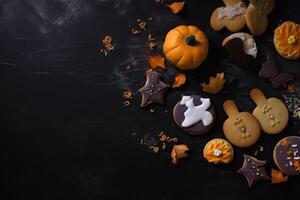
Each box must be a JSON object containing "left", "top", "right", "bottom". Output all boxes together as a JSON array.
[
  {"left": 274, "top": 21, "right": 300, "bottom": 60},
  {"left": 163, "top": 25, "right": 209, "bottom": 70}
]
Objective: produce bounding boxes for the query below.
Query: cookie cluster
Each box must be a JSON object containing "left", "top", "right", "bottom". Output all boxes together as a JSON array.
[{"left": 135, "top": 0, "right": 299, "bottom": 189}]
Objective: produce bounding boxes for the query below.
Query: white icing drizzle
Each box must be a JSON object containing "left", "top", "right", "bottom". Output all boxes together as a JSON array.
[
  {"left": 226, "top": 33, "right": 257, "bottom": 58},
  {"left": 217, "top": 2, "right": 246, "bottom": 20},
  {"left": 180, "top": 96, "right": 213, "bottom": 127}
]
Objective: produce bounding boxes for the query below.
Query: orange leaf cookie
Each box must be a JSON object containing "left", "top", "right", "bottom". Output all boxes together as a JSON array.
[
  {"left": 271, "top": 169, "right": 288, "bottom": 184},
  {"left": 148, "top": 55, "right": 166, "bottom": 70},
  {"left": 171, "top": 144, "right": 189, "bottom": 165},
  {"left": 172, "top": 73, "right": 186, "bottom": 88},
  {"left": 167, "top": 1, "right": 185, "bottom": 14},
  {"left": 201, "top": 73, "right": 226, "bottom": 94}
]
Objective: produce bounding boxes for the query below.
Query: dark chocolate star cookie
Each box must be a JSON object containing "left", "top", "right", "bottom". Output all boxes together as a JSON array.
[
  {"left": 238, "top": 154, "right": 269, "bottom": 187},
  {"left": 139, "top": 69, "right": 170, "bottom": 107}
]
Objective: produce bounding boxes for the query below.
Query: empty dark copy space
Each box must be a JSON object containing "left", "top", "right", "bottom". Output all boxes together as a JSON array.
[{"left": 0, "top": 0, "right": 300, "bottom": 200}]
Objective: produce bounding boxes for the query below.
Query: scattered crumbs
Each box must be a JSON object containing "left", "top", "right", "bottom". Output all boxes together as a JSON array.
[
  {"left": 130, "top": 17, "right": 153, "bottom": 35},
  {"left": 162, "top": 142, "right": 166, "bottom": 150},
  {"left": 150, "top": 146, "right": 160, "bottom": 154},
  {"left": 123, "top": 90, "right": 133, "bottom": 99},
  {"left": 259, "top": 146, "right": 264, "bottom": 152},
  {"left": 123, "top": 101, "right": 130, "bottom": 106},
  {"left": 283, "top": 94, "right": 300, "bottom": 120},
  {"left": 122, "top": 89, "right": 133, "bottom": 107},
  {"left": 141, "top": 131, "right": 178, "bottom": 154},
  {"left": 150, "top": 109, "right": 155, "bottom": 113},
  {"left": 254, "top": 145, "right": 264, "bottom": 156},
  {"left": 154, "top": 0, "right": 164, "bottom": 4},
  {"left": 100, "top": 35, "right": 114, "bottom": 56}
]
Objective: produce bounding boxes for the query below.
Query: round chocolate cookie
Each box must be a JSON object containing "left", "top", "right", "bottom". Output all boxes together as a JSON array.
[
  {"left": 273, "top": 136, "right": 300, "bottom": 176},
  {"left": 173, "top": 95, "right": 215, "bottom": 135}
]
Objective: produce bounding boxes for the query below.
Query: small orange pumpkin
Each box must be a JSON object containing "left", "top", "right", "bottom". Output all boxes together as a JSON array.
[
  {"left": 274, "top": 21, "right": 300, "bottom": 60},
  {"left": 163, "top": 25, "right": 209, "bottom": 70}
]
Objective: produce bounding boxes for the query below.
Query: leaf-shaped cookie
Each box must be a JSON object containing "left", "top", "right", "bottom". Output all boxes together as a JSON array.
[
  {"left": 167, "top": 1, "right": 185, "bottom": 14},
  {"left": 172, "top": 73, "right": 186, "bottom": 88},
  {"left": 148, "top": 55, "right": 166, "bottom": 70},
  {"left": 201, "top": 73, "right": 226, "bottom": 94},
  {"left": 271, "top": 169, "right": 288, "bottom": 184}
]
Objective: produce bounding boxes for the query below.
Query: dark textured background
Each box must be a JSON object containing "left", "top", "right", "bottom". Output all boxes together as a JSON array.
[{"left": 0, "top": 0, "right": 300, "bottom": 199}]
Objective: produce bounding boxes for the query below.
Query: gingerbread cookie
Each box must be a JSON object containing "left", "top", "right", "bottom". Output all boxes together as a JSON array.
[
  {"left": 274, "top": 21, "right": 300, "bottom": 60},
  {"left": 210, "top": 0, "right": 247, "bottom": 32},
  {"left": 273, "top": 136, "right": 300, "bottom": 176},
  {"left": 238, "top": 154, "right": 269, "bottom": 187},
  {"left": 173, "top": 95, "right": 215, "bottom": 135},
  {"left": 245, "top": 0, "right": 275, "bottom": 35},
  {"left": 222, "top": 32, "right": 258, "bottom": 70},
  {"left": 250, "top": 88, "right": 289, "bottom": 134},
  {"left": 223, "top": 100, "right": 261, "bottom": 147},
  {"left": 139, "top": 70, "right": 170, "bottom": 107},
  {"left": 203, "top": 138, "right": 234, "bottom": 164}
]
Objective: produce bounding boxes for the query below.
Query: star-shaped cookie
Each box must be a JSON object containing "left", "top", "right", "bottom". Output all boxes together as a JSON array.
[
  {"left": 237, "top": 154, "right": 269, "bottom": 187},
  {"left": 139, "top": 69, "right": 170, "bottom": 107}
]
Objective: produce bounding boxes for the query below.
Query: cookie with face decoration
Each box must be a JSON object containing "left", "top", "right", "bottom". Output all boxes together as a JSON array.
[
  {"left": 222, "top": 32, "right": 258, "bottom": 70},
  {"left": 223, "top": 100, "right": 261, "bottom": 147},
  {"left": 173, "top": 95, "right": 216, "bottom": 135},
  {"left": 250, "top": 88, "right": 289, "bottom": 134}
]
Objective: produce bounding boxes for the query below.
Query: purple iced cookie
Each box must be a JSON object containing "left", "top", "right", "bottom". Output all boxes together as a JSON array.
[{"left": 273, "top": 136, "right": 300, "bottom": 176}]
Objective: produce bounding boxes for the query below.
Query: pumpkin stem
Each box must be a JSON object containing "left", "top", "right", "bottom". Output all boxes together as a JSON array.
[{"left": 185, "top": 35, "right": 196, "bottom": 46}]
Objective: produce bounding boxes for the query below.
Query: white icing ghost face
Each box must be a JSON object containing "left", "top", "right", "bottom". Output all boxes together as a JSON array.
[{"left": 180, "top": 96, "right": 213, "bottom": 128}]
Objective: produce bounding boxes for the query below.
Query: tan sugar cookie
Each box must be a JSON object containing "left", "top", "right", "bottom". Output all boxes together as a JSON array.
[
  {"left": 223, "top": 100, "right": 261, "bottom": 148},
  {"left": 210, "top": 0, "right": 247, "bottom": 32},
  {"left": 250, "top": 88, "right": 288, "bottom": 134},
  {"left": 245, "top": 0, "right": 275, "bottom": 35}
]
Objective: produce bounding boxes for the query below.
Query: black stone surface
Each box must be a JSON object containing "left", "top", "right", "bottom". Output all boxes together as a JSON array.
[{"left": 0, "top": 0, "right": 300, "bottom": 199}]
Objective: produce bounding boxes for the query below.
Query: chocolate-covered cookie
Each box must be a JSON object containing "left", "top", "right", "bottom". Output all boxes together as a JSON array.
[
  {"left": 238, "top": 154, "right": 269, "bottom": 187},
  {"left": 273, "top": 136, "right": 300, "bottom": 176},
  {"left": 222, "top": 32, "right": 258, "bottom": 70},
  {"left": 139, "top": 69, "right": 170, "bottom": 107},
  {"left": 173, "top": 95, "right": 215, "bottom": 135}
]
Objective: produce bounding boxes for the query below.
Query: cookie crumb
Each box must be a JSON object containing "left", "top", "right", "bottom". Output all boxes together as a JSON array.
[
  {"left": 100, "top": 35, "right": 115, "bottom": 56},
  {"left": 123, "top": 101, "right": 130, "bottom": 106},
  {"left": 150, "top": 109, "right": 155, "bottom": 113}
]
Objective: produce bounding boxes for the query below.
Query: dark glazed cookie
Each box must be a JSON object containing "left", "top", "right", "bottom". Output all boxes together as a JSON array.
[
  {"left": 173, "top": 95, "right": 215, "bottom": 135},
  {"left": 238, "top": 154, "right": 269, "bottom": 187},
  {"left": 139, "top": 69, "right": 170, "bottom": 107},
  {"left": 273, "top": 136, "right": 300, "bottom": 176}
]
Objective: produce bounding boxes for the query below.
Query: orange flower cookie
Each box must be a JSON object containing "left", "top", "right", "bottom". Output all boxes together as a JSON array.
[
  {"left": 274, "top": 21, "right": 300, "bottom": 59},
  {"left": 203, "top": 138, "right": 234, "bottom": 164}
]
